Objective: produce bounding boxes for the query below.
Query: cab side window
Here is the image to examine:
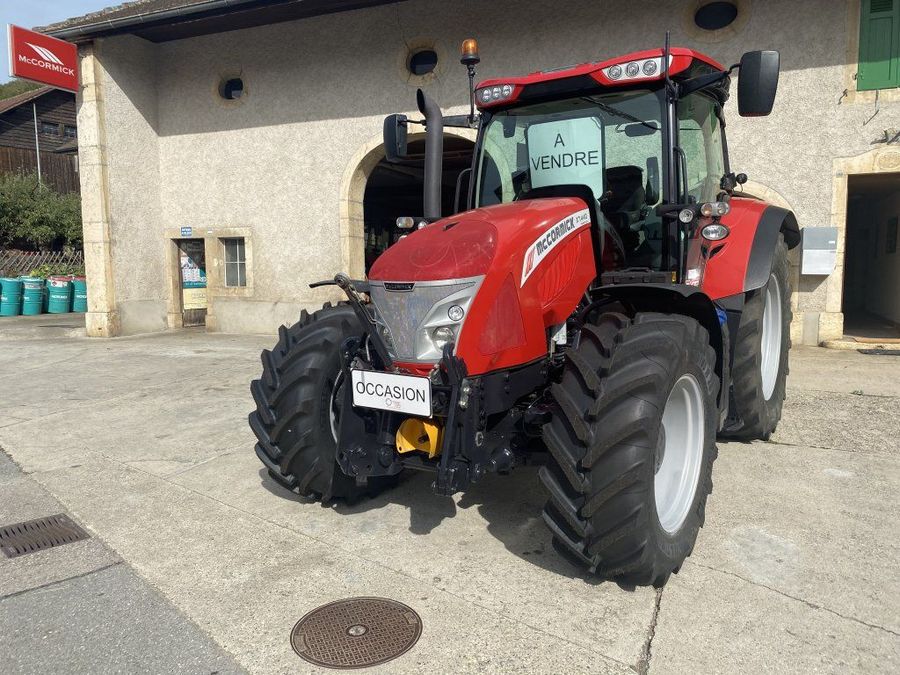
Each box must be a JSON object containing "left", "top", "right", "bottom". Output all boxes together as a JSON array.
[{"left": 677, "top": 93, "right": 725, "bottom": 204}]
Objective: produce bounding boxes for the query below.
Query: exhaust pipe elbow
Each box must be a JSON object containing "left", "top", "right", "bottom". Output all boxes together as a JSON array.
[{"left": 416, "top": 89, "right": 443, "bottom": 222}]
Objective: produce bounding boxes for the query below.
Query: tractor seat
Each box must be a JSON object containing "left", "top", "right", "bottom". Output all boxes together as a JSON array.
[{"left": 603, "top": 165, "right": 645, "bottom": 215}]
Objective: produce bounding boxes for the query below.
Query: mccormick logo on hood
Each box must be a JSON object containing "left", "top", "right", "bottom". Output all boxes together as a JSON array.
[
  {"left": 521, "top": 208, "right": 590, "bottom": 286},
  {"left": 7, "top": 25, "right": 79, "bottom": 93}
]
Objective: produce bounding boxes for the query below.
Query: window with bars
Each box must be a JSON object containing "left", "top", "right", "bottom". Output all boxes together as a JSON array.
[
  {"left": 858, "top": 0, "right": 900, "bottom": 90},
  {"left": 64, "top": 125, "right": 77, "bottom": 138},
  {"left": 222, "top": 238, "right": 247, "bottom": 287},
  {"left": 40, "top": 121, "right": 59, "bottom": 136}
]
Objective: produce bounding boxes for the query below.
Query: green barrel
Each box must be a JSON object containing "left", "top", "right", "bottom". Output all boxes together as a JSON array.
[
  {"left": 19, "top": 277, "right": 45, "bottom": 316},
  {"left": 46, "top": 276, "right": 72, "bottom": 314},
  {"left": 70, "top": 276, "right": 87, "bottom": 313},
  {"left": 0, "top": 277, "right": 24, "bottom": 317}
]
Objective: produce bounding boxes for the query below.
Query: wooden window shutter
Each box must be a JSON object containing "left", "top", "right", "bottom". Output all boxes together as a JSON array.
[{"left": 858, "top": 0, "right": 900, "bottom": 90}]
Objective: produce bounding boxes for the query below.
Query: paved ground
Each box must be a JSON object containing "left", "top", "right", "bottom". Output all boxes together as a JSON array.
[
  {"left": 0, "top": 313, "right": 897, "bottom": 674},
  {"left": 0, "top": 451, "right": 244, "bottom": 674}
]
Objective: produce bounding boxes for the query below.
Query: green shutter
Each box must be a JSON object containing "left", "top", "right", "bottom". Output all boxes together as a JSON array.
[{"left": 858, "top": 0, "right": 900, "bottom": 90}]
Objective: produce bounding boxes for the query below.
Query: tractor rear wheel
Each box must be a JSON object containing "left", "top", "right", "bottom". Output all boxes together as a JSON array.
[
  {"left": 540, "top": 311, "right": 719, "bottom": 587},
  {"left": 723, "top": 234, "right": 791, "bottom": 440},
  {"left": 249, "top": 303, "right": 393, "bottom": 503}
]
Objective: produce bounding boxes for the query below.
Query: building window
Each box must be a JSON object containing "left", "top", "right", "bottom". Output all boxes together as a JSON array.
[
  {"left": 40, "top": 121, "right": 59, "bottom": 136},
  {"left": 64, "top": 125, "right": 77, "bottom": 139},
  {"left": 223, "top": 238, "right": 246, "bottom": 287},
  {"left": 694, "top": 2, "right": 739, "bottom": 31},
  {"left": 219, "top": 77, "right": 244, "bottom": 100},
  {"left": 408, "top": 49, "right": 438, "bottom": 76},
  {"left": 858, "top": 0, "right": 900, "bottom": 90}
]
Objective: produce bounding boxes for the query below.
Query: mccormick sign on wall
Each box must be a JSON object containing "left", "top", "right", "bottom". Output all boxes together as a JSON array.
[{"left": 7, "top": 24, "right": 78, "bottom": 93}]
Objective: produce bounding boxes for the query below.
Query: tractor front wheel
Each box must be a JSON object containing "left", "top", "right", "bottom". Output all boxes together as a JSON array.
[
  {"left": 540, "top": 311, "right": 719, "bottom": 587},
  {"left": 249, "top": 303, "right": 394, "bottom": 503}
]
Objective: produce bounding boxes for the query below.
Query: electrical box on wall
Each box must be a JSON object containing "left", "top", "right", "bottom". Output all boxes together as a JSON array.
[{"left": 801, "top": 227, "right": 838, "bottom": 276}]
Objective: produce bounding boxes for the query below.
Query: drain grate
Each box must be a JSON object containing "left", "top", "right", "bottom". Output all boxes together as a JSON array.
[
  {"left": 0, "top": 513, "right": 90, "bottom": 558},
  {"left": 290, "top": 597, "right": 422, "bottom": 669}
]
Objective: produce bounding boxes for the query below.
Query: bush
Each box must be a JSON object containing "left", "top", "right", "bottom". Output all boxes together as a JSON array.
[
  {"left": 30, "top": 261, "right": 85, "bottom": 278},
  {"left": 0, "top": 172, "right": 82, "bottom": 250}
]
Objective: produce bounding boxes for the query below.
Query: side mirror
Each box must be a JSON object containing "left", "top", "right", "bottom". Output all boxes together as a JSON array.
[
  {"left": 383, "top": 113, "right": 408, "bottom": 163},
  {"left": 737, "top": 50, "right": 780, "bottom": 117}
]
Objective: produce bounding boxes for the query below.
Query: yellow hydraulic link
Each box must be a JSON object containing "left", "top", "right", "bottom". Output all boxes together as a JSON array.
[{"left": 396, "top": 418, "right": 444, "bottom": 459}]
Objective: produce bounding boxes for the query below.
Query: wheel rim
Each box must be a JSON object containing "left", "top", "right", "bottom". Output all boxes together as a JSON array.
[
  {"left": 760, "top": 273, "right": 782, "bottom": 401},
  {"left": 329, "top": 371, "right": 344, "bottom": 442},
  {"left": 655, "top": 373, "right": 705, "bottom": 535}
]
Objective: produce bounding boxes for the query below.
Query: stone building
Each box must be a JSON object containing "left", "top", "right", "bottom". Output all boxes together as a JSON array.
[{"left": 41, "top": 0, "right": 900, "bottom": 342}]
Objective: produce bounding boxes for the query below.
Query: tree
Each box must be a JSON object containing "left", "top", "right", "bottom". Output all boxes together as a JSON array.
[
  {"left": 0, "top": 172, "right": 82, "bottom": 250},
  {"left": 0, "top": 80, "right": 40, "bottom": 101}
]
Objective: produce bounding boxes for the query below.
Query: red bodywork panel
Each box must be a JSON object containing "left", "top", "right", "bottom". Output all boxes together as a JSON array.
[
  {"left": 369, "top": 199, "right": 596, "bottom": 376},
  {"left": 701, "top": 196, "right": 768, "bottom": 300},
  {"left": 476, "top": 48, "right": 725, "bottom": 109}
]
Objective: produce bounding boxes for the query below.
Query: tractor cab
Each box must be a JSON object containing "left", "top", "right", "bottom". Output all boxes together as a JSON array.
[{"left": 383, "top": 44, "right": 779, "bottom": 285}]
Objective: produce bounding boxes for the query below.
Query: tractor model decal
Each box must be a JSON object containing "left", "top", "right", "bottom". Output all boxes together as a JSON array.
[{"left": 521, "top": 208, "right": 591, "bottom": 286}]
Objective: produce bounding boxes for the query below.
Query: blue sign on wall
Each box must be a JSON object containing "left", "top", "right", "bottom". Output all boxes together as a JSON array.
[{"left": 181, "top": 227, "right": 192, "bottom": 237}]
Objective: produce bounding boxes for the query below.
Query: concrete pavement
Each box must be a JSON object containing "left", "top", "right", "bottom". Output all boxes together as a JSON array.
[
  {"left": 0, "top": 450, "right": 245, "bottom": 675},
  {"left": 0, "top": 313, "right": 897, "bottom": 673}
]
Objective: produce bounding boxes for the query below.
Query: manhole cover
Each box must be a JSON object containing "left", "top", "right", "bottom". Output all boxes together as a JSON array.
[
  {"left": 290, "top": 597, "right": 422, "bottom": 669},
  {"left": 0, "top": 513, "right": 90, "bottom": 558}
]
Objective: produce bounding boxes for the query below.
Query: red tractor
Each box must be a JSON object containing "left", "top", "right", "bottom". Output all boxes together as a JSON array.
[{"left": 250, "top": 39, "right": 797, "bottom": 587}]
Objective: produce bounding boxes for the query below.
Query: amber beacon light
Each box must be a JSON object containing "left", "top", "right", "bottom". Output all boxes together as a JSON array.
[{"left": 460, "top": 38, "right": 480, "bottom": 66}]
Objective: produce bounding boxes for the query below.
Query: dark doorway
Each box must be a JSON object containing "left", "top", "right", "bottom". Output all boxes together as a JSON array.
[
  {"left": 842, "top": 173, "right": 900, "bottom": 341},
  {"left": 363, "top": 135, "right": 475, "bottom": 273}
]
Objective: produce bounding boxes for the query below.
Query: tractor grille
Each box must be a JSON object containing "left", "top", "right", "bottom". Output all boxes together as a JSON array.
[{"left": 369, "top": 279, "right": 477, "bottom": 362}]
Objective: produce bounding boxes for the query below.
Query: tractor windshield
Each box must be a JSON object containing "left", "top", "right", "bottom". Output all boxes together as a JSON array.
[{"left": 475, "top": 89, "right": 666, "bottom": 269}]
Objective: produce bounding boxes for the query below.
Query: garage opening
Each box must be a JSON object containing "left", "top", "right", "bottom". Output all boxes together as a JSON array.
[
  {"left": 362, "top": 135, "right": 475, "bottom": 273},
  {"left": 842, "top": 172, "right": 900, "bottom": 341}
]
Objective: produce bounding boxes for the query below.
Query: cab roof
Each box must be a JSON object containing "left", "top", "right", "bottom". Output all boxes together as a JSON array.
[{"left": 475, "top": 47, "right": 726, "bottom": 110}]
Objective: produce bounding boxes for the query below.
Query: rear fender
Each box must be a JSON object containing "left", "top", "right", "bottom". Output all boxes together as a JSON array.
[
  {"left": 702, "top": 198, "right": 800, "bottom": 300},
  {"left": 590, "top": 284, "right": 728, "bottom": 420}
]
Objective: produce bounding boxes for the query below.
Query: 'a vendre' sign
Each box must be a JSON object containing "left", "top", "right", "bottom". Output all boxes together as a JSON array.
[{"left": 7, "top": 24, "right": 78, "bottom": 93}]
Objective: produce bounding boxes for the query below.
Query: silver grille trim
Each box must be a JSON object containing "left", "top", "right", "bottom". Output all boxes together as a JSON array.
[{"left": 369, "top": 276, "right": 484, "bottom": 362}]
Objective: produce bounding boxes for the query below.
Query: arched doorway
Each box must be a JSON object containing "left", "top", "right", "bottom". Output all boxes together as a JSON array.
[{"left": 361, "top": 135, "right": 475, "bottom": 272}]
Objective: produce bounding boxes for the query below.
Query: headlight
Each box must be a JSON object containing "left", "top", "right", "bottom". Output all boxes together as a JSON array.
[
  {"left": 701, "top": 224, "right": 730, "bottom": 241},
  {"left": 371, "top": 306, "right": 396, "bottom": 357},
  {"left": 431, "top": 326, "right": 456, "bottom": 350},
  {"left": 379, "top": 323, "right": 395, "bottom": 352},
  {"left": 413, "top": 277, "right": 483, "bottom": 361}
]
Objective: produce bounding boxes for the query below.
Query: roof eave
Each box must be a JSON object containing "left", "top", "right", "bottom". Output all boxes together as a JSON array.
[{"left": 42, "top": 0, "right": 263, "bottom": 41}]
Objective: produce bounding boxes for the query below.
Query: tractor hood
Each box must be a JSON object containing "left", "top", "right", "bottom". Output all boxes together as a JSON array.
[
  {"left": 368, "top": 196, "right": 597, "bottom": 375},
  {"left": 368, "top": 197, "right": 589, "bottom": 282}
]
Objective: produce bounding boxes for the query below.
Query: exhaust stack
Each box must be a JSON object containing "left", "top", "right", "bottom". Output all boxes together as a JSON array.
[{"left": 416, "top": 89, "right": 443, "bottom": 221}]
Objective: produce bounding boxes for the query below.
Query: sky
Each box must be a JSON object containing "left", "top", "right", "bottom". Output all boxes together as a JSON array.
[{"left": 2, "top": 0, "right": 112, "bottom": 82}]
